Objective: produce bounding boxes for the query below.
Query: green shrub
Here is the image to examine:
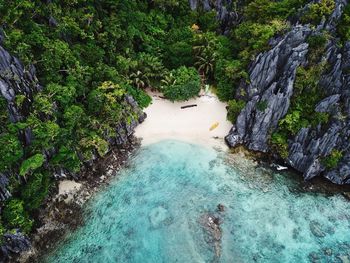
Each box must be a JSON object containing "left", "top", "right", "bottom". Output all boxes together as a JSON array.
[
  {"left": 125, "top": 86, "right": 152, "bottom": 108},
  {"left": 19, "top": 154, "right": 45, "bottom": 177},
  {"left": 50, "top": 146, "right": 81, "bottom": 173},
  {"left": 256, "top": 100, "right": 268, "bottom": 111},
  {"left": 0, "top": 221, "right": 5, "bottom": 243},
  {"left": 0, "top": 133, "right": 23, "bottom": 172},
  {"left": 279, "top": 110, "right": 308, "bottom": 135},
  {"left": 233, "top": 20, "right": 288, "bottom": 64},
  {"left": 163, "top": 66, "right": 201, "bottom": 101},
  {"left": 196, "top": 11, "right": 219, "bottom": 32},
  {"left": 270, "top": 132, "right": 289, "bottom": 159},
  {"left": 2, "top": 199, "right": 33, "bottom": 234},
  {"left": 276, "top": 63, "right": 326, "bottom": 139},
  {"left": 216, "top": 79, "right": 235, "bottom": 101},
  {"left": 307, "top": 34, "right": 328, "bottom": 49},
  {"left": 245, "top": 0, "right": 309, "bottom": 23},
  {"left": 214, "top": 59, "right": 248, "bottom": 101},
  {"left": 227, "top": 99, "right": 246, "bottom": 123},
  {"left": 306, "top": 33, "right": 329, "bottom": 63},
  {"left": 21, "top": 173, "right": 50, "bottom": 211},
  {"left": 133, "top": 53, "right": 166, "bottom": 85},
  {"left": 322, "top": 150, "right": 343, "bottom": 169},
  {"left": 312, "top": 112, "right": 330, "bottom": 127},
  {"left": 193, "top": 32, "right": 222, "bottom": 79},
  {"left": 165, "top": 41, "right": 194, "bottom": 68},
  {"left": 337, "top": 4, "right": 350, "bottom": 43},
  {"left": 79, "top": 134, "right": 109, "bottom": 159},
  {"left": 164, "top": 26, "right": 194, "bottom": 68},
  {"left": 301, "top": 0, "right": 335, "bottom": 25}
]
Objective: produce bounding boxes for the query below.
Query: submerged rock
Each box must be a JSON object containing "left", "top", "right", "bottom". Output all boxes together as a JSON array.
[
  {"left": 199, "top": 210, "right": 224, "bottom": 260},
  {"left": 149, "top": 205, "right": 173, "bottom": 229},
  {"left": 217, "top": 203, "right": 225, "bottom": 212},
  {"left": 309, "top": 221, "right": 326, "bottom": 238},
  {"left": 339, "top": 255, "right": 350, "bottom": 263}
]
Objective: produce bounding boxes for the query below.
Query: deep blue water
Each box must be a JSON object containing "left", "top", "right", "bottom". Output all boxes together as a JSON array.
[{"left": 45, "top": 140, "right": 350, "bottom": 263}]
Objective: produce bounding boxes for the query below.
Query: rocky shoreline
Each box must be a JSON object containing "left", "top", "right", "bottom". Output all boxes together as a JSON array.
[
  {"left": 228, "top": 146, "right": 350, "bottom": 196},
  {"left": 14, "top": 139, "right": 350, "bottom": 263},
  {"left": 16, "top": 137, "right": 141, "bottom": 263}
]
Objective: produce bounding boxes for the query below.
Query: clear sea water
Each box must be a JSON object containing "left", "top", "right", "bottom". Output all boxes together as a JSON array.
[{"left": 45, "top": 140, "right": 350, "bottom": 263}]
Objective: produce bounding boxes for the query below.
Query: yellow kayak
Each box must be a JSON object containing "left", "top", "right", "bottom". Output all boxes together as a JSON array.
[{"left": 209, "top": 122, "right": 219, "bottom": 131}]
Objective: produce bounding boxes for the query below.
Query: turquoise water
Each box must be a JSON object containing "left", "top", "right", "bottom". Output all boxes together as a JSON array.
[{"left": 46, "top": 140, "right": 350, "bottom": 263}]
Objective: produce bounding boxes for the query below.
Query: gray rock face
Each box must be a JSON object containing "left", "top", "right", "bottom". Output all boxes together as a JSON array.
[
  {"left": 0, "top": 232, "right": 31, "bottom": 262},
  {"left": 315, "top": 94, "right": 340, "bottom": 113},
  {"left": 113, "top": 95, "right": 146, "bottom": 145},
  {"left": 0, "top": 173, "right": 11, "bottom": 202},
  {"left": 189, "top": 0, "right": 240, "bottom": 34},
  {"left": 226, "top": 25, "right": 311, "bottom": 152},
  {"left": 0, "top": 46, "right": 41, "bottom": 124},
  {"left": 226, "top": 0, "right": 350, "bottom": 184},
  {"left": 285, "top": 39, "right": 350, "bottom": 184}
]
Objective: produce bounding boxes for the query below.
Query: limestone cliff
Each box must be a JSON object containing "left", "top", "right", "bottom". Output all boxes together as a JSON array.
[{"left": 225, "top": 0, "right": 350, "bottom": 184}]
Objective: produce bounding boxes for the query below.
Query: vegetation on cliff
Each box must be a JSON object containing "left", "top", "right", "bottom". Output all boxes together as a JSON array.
[
  {"left": 0, "top": 0, "right": 223, "bottom": 240},
  {"left": 0, "top": 0, "right": 349, "bottom": 256}
]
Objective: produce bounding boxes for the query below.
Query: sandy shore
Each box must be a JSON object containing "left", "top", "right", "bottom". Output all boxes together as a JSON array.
[
  {"left": 135, "top": 90, "right": 232, "bottom": 149},
  {"left": 57, "top": 91, "right": 231, "bottom": 198}
]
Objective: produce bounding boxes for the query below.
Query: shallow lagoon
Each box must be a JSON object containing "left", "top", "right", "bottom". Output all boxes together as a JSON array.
[{"left": 46, "top": 140, "right": 350, "bottom": 263}]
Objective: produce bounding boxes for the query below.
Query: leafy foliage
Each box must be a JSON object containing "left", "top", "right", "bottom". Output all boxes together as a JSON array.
[
  {"left": 337, "top": 4, "right": 350, "bottom": 43},
  {"left": 245, "top": 0, "right": 309, "bottom": 22},
  {"left": 0, "top": 133, "right": 23, "bottom": 171},
  {"left": 19, "top": 154, "right": 45, "bottom": 177},
  {"left": 322, "top": 150, "right": 343, "bottom": 169},
  {"left": 214, "top": 59, "right": 248, "bottom": 101},
  {"left": 227, "top": 99, "right": 246, "bottom": 123},
  {"left": 21, "top": 173, "right": 50, "bottom": 211},
  {"left": 233, "top": 20, "right": 288, "bottom": 64},
  {"left": 270, "top": 132, "right": 289, "bottom": 159},
  {"left": 301, "top": 0, "right": 335, "bottom": 25},
  {"left": 2, "top": 199, "right": 33, "bottom": 234},
  {"left": 125, "top": 86, "right": 152, "bottom": 109},
  {"left": 256, "top": 100, "right": 268, "bottom": 112},
  {"left": 193, "top": 32, "right": 230, "bottom": 80},
  {"left": 0, "top": 0, "right": 344, "bottom": 237},
  {"left": 163, "top": 67, "right": 201, "bottom": 101}
]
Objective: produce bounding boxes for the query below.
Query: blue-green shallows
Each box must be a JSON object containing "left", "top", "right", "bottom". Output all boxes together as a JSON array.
[{"left": 45, "top": 140, "right": 350, "bottom": 263}]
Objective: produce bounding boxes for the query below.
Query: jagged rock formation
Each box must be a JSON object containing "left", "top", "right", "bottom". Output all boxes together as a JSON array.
[
  {"left": 0, "top": 44, "right": 42, "bottom": 205},
  {"left": 0, "top": 232, "right": 31, "bottom": 262},
  {"left": 226, "top": 0, "right": 350, "bottom": 184},
  {"left": 0, "top": 46, "right": 41, "bottom": 124},
  {"left": 113, "top": 95, "right": 146, "bottom": 146},
  {"left": 226, "top": 25, "right": 311, "bottom": 151},
  {"left": 189, "top": 0, "right": 241, "bottom": 34}
]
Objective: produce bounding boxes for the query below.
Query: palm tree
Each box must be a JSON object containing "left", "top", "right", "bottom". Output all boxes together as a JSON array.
[
  {"left": 129, "top": 70, "right": 150, "bottom": 89},
  {"left": 194, "top": 51, "right": 216, "bottom": 77},
  {"left": 193, "top": 34, "right": 219, "bottom": 80}
]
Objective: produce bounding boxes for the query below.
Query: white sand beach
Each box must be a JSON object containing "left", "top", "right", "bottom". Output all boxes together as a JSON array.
[{"left": 135, "top": 90, "right": 232, "bottom": 149}]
